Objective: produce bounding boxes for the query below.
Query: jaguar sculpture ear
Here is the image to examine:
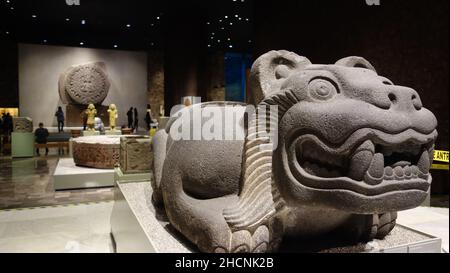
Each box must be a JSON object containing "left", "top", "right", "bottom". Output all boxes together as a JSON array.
[
  {"left": 248, "top": 50, "right": 311, "bottom": 105},
  {"left": 335, "top": 56, "right": 377, "bottom": 73}
]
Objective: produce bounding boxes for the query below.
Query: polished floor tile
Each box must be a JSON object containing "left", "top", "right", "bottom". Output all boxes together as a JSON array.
[
  {"left": 0, "top": 201, "right": 114, "bottom": 253},
  {"left": 0, "top": 156, "right": 114, "bottom": 210}
]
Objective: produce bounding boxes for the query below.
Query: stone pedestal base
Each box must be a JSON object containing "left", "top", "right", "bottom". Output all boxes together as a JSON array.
[
  {"left": 53, "top": 158, "right": 114, "bottom": 190},
  {"left": 106, "top": 130, "right": 122, "bottom": 136},
  {"left": 110, "top": 179, "right": 442, "bottom": 253},
  {"left": 11, "top": 132, "right": 35, "bottom": 158},
  {"left": 82, "top": 131, "right": 100, "bottom": 136}
]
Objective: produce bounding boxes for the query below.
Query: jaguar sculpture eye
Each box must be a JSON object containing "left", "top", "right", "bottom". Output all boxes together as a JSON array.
[{"left": 308, "top": 78, "right": 338, "bottom": 101}]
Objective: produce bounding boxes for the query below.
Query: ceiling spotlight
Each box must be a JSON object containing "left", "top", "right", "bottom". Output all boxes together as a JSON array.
[
  {"left": 156, "top": 16, "right": 160, "bottom": 20},
  {"left": 235, "top": 14, "right": 238, "bottom": 18},
  {"left": 221, "top": 27, "right": 224, "bottom": 30},
  {"left": 150, "top": 23, "right": 154, "bottom": 27},
  {"left": 245, "top": 18, "right": 249, "bottom": 21},
  {"left": 32, "top": 14, "right": 37, "bottom": 18},
  {"left": 43, "top": 39, "right": 47, "bottom": 43},
  {"left": 10, "top": 7, "right": 14, "bottom": 10},
  {"left": 114, "top": 45, "right": 118, "bottom": 48},
  {"left": 80, "top": 42, "right": 84, "bottom": 45},
  {"left": 248, "top": 39, "right": 252, "bottom": 43},
  {"left": 227, "top": 38, "right": 231, "bottom": 41},
  {"left": 229, "top": 45, "right": 233, "bottom": 48},
  {"left": 219, "top": 19, "right": 222, "bottom": 23},
  {"left": 65, "top": 18, "right": 70, "bottom": 21},
  {"left": 224, "top": 15, "right": 228, "bottom": 19},
  {"left": 6, "top": 31, "right": 10, "bottom": 35},
  {"left": 150, "top": 42, "right": 154, "bottom": 46},
  {"left": 229, "top": 22, "right": 233, "bottom": 25},
  {"left": 7, "top": 0, "right": 10, "bottom": 3},
  {"left": 217, "top": 39, "right": 221, "bottom": 43},
  {"left": 126, "top": 24, "right": 131, "bottom": 28},
  {"left": 81, "top": 19, "right": 86, "bottom": 25},
  {"left": 207, "top": 44, "right": 211, "bottom": 47},
  {"left": 206, "top": 22, "right": 210, "bottom": 25}
]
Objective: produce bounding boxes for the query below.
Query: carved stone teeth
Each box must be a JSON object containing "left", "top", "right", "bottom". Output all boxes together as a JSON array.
[
  {"left": 384, "top": 166, "right": 394, "bottom": 180},
  {"left": 417, "top": 150, "right": 431, "bottom": 174},
  {"left": 364, "top": 153, "right": 384, "bottom": 185},
  {"left": 394, "top": 166, "right": 405, "bottom": 180},
  {"left": 404, "top": 166, "right": 412, "bottom": 178},
  {"left": 410, "top": 166, "right": 419, "bottom": 178},
  {"left": 348, "top": 140, "right": 374, "bottom": 181}
]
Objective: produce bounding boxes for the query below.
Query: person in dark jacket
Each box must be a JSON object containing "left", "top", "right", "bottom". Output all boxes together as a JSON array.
[
  {"left": 35, "top": 122, "right": 49, "bottom": 156},
  {"left": 133, "top": 108, "right": 139, "bottom": 132},
  {"left": 127, "top": 107, "right": 134, "bottom": 129},
  {"left": 55, "top": 107, "right": 65, "bottom": 133}
]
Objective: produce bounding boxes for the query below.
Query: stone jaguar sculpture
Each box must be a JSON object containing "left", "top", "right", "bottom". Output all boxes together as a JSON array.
[{"left": 151, "top": 50, "right": 438, "bottom": 253}]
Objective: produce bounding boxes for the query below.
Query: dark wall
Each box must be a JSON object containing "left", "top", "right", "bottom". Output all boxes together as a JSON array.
[
  {"left": 163, "top": 1, "right": 208, "bottom": 111},
  {"left": 0, "top": 40, "right": 19, "bottom": 107},
  {"left": 253, "top": 0, "right": 448, "bottom": 193}
]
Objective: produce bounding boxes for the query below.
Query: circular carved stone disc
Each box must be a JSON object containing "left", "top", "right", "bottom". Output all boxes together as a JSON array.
[{"left": 65, "top": 64, "right": 110, "bottom": 105}]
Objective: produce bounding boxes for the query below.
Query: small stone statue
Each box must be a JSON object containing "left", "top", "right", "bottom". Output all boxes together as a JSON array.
[
  {"left": 108, "top": 104, "right": 119, "bottom": 130},
  {"left": 85, "top": 103, "right": 97, "bottom": 131}
]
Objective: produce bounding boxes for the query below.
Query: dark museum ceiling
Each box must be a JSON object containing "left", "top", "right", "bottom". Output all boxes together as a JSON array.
[{"left": 0, "top": 0, "right": 254, "bottom": 52}]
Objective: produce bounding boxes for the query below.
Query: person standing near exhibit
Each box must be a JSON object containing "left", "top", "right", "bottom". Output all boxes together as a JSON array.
[
  {"left": 55, "top": 107, "right": 65, "bottom": 133},
  {"left": 127, "top": 107, "right": 134, "bottom": 129},
  {"left": 145, "top": 104, "right": 153, "bottom": 131},
  {"left": 35, "top": 122, "right": 49, "bottom": 156},
  {"left": 133, "top": 108, "right": 139, "bottom": 132}
]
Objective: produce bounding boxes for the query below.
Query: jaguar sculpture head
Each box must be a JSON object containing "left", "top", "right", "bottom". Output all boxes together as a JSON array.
[
  {"left": 250, "top": 50, "right": 438, "bottom": 214},
  {"left": 152, "top": 50, "right": 438, "bottom": 253}
]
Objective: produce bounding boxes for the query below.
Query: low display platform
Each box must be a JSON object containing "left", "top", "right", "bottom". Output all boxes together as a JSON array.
[
  {"left": 105, "top": 130, "right": 122, "bottom": 136},
  {"left": 53, "top": 158, "right": 114, "bottom": 190},
  {"left": 82, "top": 131, "right": 100, "bottom": 136},
  {"left": 110, "top": 177, "right": 442, "bottom": 253}
]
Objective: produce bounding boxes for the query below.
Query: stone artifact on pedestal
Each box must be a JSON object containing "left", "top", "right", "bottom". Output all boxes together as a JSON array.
[
  {"left": 59, "top": 62, "right": 110, "bottom": 106},
  {"left": 85, "top": 104, "right": 97, "bottom": 131},
  {"left": 152, "top": 50, "right": 438, "bottom": 253},
  {"left": 72, "top": 135, "right": 120, "bottom": 169},
  {"left": 12, "top": 117, "right": 33, "bottom": 133},
  {"left": 120, "top": 136, "right": 153, "bottom": 174},
  {"left": 58, "top": 62, "right": 111, "bottom": 127}
]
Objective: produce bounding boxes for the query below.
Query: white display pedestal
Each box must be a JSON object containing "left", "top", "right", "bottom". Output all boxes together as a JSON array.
[{"left": 53, "top": 158, "right": 114, "bottom": 190}]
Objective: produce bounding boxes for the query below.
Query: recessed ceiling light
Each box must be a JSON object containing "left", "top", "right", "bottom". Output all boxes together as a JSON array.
[
  {"left": 150, "top": 23, "right": 154, "bottom": 27},
  {"left": 65, "top": 18, "right": 70, "bottom": 21},
  {"left": 114, "top": 45, "right": 118, "bottom": 48},
  {"left": 7, "top": 0, "right": 10, "bottom": 3},
  {"left": 6, "top": 31, "right": 10, "bottom": 35},
  {"left": 156, "top": 16, "right": 160, "bottom": 20},
  {"left": 229, "top": 22, "right": 233, "bottom": 25},
  {"left": 43, "top": 40, "right": 47, "bottom": 43},
  {"left": 10, "top": 7, "right": 14, "bottom": 10},
  {"left": 81, "top": 19, "right": 86, "bottom": 25},
  {"left": 206, "top": 22, "right": 210, "bottom": 25},
  {"left": 32, "top": 14, "right": 37, "bottom": 18},
  {"left": 229, "top": 45, "right": 233, "bottom": 48},
  {"left": 207, "top": 44, "right": 211, "bottom": 47},
  {"left": 126, "top": 24, "right": 131, "bottom": 28},
  {"left": 224, "top": 15, "right": 228, "bottom": 19},
  {"left": 80, "top": 42, "right": 84, "bottom": 45},
  {"left": 235, "top": 15, "right": 238, "bottom": 18}
]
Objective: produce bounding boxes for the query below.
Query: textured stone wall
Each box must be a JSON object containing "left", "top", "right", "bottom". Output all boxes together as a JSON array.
[{"left": 147, "top": 51, "right": 165, "bottom": 118}]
